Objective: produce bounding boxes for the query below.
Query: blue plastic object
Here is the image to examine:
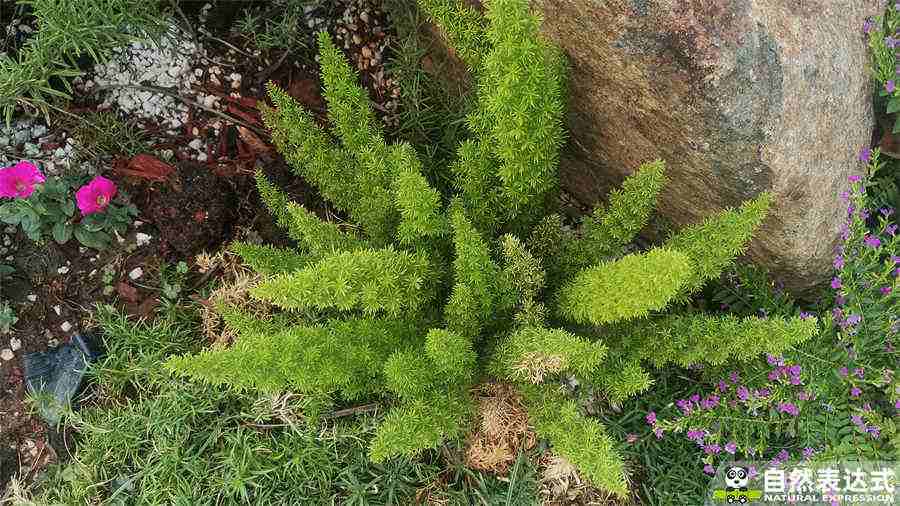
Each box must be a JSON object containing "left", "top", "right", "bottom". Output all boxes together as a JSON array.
[{"left": 23, "top": 333, "right": 100, "bottom": 424}]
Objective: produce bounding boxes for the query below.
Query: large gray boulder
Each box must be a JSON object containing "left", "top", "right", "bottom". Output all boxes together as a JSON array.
[{"left": 534, "top": 0, "right": 880, "bottom": 291}]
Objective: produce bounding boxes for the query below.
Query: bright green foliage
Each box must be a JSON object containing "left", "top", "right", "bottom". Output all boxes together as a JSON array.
[
  {"left": 369, "top": 389, "right": 472, "bottom": 462},
  {"left": 393, "top": 143, "right": 449, "bottom": 244},
  {"left": 250, "top": 247, "right": 431, "bottom": 316},
  {"left": 167, "top": 0, "right": 804, "bottom": 497},
  {"left": 260, "top": 64, "right": 395, "bottom": 244},
  {"left": 469, "top": 0, "right": 566, "bottom": 224},
  {"left": 581, "top": 160, "right": 667, "bottom": 260},
  {"left": 415, "top": 0, "right": 489, "bottom": 70},
  {"left": 229, "top": 242, "right": 310, "bottom": 275},
  {"left": 445, "top": 202, "right": 500, "bottom": 337},
  {"left": 592, "top": 357, "right": 653, "bottom": 404},
  {"left": 620, "top": 314, "right": 817, "bottom": 369},
  {"left": 665, "top": 193, "right": 772, "bottom": 299},
  {"left": 255, "top": 171, "right": 364, "bottom": 256},
  {"left": 521, "top": 384, "right": 628, "bottom": 497},
  {"left": 425, "top": 328, "right": 477, "bottom": 380},
  {"left": 167, "top": 317, "right": 416, "bottom": 399},
  {"left": 451, "top": 139, "right": 504, "bottom": 234},
  {"left": 557, "top": 249, "right": 694, "bottom": 325},
  {"left": 491, "top": 327, "right": 607, "bottom": 382},
  {"left": 498, "top": 234, "right": 547, "bottom": 327}
]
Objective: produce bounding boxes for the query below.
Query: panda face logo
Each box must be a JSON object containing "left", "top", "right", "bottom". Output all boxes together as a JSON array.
[{"left": 725, "top": 466, "right": 749, "bottom": 490}]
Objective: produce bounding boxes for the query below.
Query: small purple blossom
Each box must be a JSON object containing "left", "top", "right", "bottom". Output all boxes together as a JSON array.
[
  {"left": 850, "top": 386, "right": 862, "bottom": 398},
  {"left": 778, "top": 402, "right": 800, "bottom": 416},
  {"left": 718, "top": 380, "right": 728, "bottom": 392},
  {"left": 849, "top": 174, "right": 863, "bottom": 183},
  {"left": 704, "top": 443, "right": 721, "bottom": 455},
  {"left": 894, "top": 399, "right": 900, "bottom": 410},
  {"left": 883, "top": 286, "right": 894, "bottom": 296},
  {"left": 724, "top": 442, "right": 737, "bottom": 454},
  {"left": 851, "top": 414, "right": 864, "bottom": 426},
  {"left": 846, "top": 314, "right": 862, "bottom": 326},
  {"left": 686, "top": 429, "right": 706, "bottom": 442},
  {"left": 729, "top": 371, "right": 740, "bottom": 384},
  {"left": 704, "top": 464, "right": 716, "bottom": 475},
  {"left": 736, "top": 386, "right": 750, "bottom": 401},
  {"left": 854, "top": 368, "right": 865, "bottom": 379},
  {"left": 864, "top": 18, "right": 875, "bottom": 34},
  {"left": 887, "top": 224, "right": 897, "bottom": 236},
  {"left": 839, "top": 367, "right": 849, "bottom": 378},
  {"left": 858, "top": 148, "right": 872, "bottom": 163},
  {"left": 802, "top": 447, "right": 815, "bottom": 459},
  {"left": 881, "top": 207, "right": 895, "bottom": 217},
  {"left": 831, "top": 277, "right": 842, "bottom": 290},
  {"left": 645, "top": 411, "right": 657, "bottom": 426},
  {"left": 833, "top": 255, "right": 844, "bottom": 270},
  {"left": 887, "top": 80, "right": 897, "bottom": 93},
  {"left": 839, "top": 190, "right": 850, "bottom": 202},
  {"left": 864, "top": 235, "right": 881, "bottom": 248},
  {"left": 799, "top": 311, "right": 813, "bottom": 320},
  {"left": 654, "top": 427, "right": 664, "bottom": 439}
]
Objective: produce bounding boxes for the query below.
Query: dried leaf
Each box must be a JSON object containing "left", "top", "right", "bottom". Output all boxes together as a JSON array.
[
  {"left": 116, "top": 154, "right": 175, "bottom": 182},
  {"left": 237, "top": 126, "right": 269, "bottom": 155},
  {"left": 116, "top": 281, "right": 138, "bottom": 303}
]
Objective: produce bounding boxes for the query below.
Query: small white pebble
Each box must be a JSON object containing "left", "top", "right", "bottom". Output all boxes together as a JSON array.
[
  {"left": 60, "top": 321, "right": 72, "bottom": 332},
  {"left": 197, "top": 153, "right": 208, "bottom": 162},
  {"left": 129, "top": 267, "right": 143, "bottom": 280},
  {"left": 52, "top": 305, "right": 61, "bottom": 316},
  {"left": 0, "top": 349, "right": 13, "bottom": 361},
  {"left": 135, "top": 233, "right": 152, "bottom": 247},
  {"left": 9, "top": 338, "right": 20, "bottom": 351},
  {"left": 26, "top": 294, "right": 37, "bottom": 302},
  {"left": 57, "top": 266, "right": 70, "bottom": 275},
  {"left": 188, "top": 138, "right": 203, "bottom": 150}
]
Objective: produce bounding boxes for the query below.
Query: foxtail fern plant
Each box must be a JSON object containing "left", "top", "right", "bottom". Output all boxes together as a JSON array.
[{"left": 165, "top": 0, "right": 817, "bottom": 496}]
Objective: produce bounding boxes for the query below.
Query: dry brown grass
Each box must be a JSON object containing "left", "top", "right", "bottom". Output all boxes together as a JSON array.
[
  {"left": 463, "top": 383, "right": 536, "bottom": 475},
  {"left": 193, "top": 249, "right": 272, "bottom": 345}
]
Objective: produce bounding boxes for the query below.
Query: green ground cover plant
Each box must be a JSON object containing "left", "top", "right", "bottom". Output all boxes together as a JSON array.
[{"left": 162, "top": 0, "right": 815, "bottom": 497}]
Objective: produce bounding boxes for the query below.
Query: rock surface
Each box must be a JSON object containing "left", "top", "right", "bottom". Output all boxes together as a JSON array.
[{"left": 532, "top": 0, "right": 880, "bottom": 291}]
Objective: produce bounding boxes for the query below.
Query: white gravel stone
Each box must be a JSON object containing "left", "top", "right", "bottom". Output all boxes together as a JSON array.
[
  {"left": 135, "top": 233, "right": 152, "bottom": 247},
  {"left": 0, "top": 349, "right": 13, "bottom": 361},
  {"left": 60, "top": 321, "right": 72, "bottom": 332},
  {"left": 57, "top": 266, "right": 69, "bottom": 274},
  {"left": 26, "top": 294, "right": 37, "bottom": 302},
  {"left": 9, "top": 338, "right": 21, "bottom": 351},
  {"left": 129, "top": 267, "right": 143, "bottom": 280}
]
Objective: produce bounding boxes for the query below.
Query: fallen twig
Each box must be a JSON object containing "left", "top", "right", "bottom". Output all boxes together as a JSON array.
[{"left": 91, "top": 84, "right": 269, "bottom": 138}]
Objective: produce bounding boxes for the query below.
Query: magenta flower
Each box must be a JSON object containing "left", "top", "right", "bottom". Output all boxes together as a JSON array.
[
  {"left": 850, "top": 386, "right": 862, "bottom": 398},
  {"left": 858, "top": 148, "right": 872, "bottom": 162},
  {"left": 864, "top": 18, "right": 875, "bottom": 33},
  {"left": 839, "top": 367, "right": 849, "bottom": 378},
  {"left": 802, "top": 447, "right": 815, "bottom": 459},
  {"left": 849, "top": 174, "right": 862, "bottom": 183},
  {"left": 653, "top": 427, "right": 664, "bottom": 439},
  {"left": 887, "top": 224, "right": 897, "bottom": 236},
  {"left": 724, "top": 442, "right": 737, "bottom": 454},
  {"left": 887, "top": 80, "right": 896, "bottom": 93},
  {"left": 703, "top": 464, "right": 715, "bottom": 475},
  {"left": 75, "top": 175, "right": 117, "bottom": 215},
  {"left": 645, "top": 411, "right": 657, "bottom": 426},
  {"left": 0, "top": 161, "right": 45, "bottom": 198},
  {"left": 895, "top": 399, "right": 900, "bottom": 410},
  {"left": 831, "top": 277, "right": 842, "bottom": 289},
  {"left": 736, "top": 386, "right": 750, "bottom": 401}
]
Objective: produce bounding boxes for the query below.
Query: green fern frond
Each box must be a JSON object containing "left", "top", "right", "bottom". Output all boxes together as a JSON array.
[
  {"left": 369, "top": 388, "right": 472, "bottom": 462},
  {"left": 445, "top": 202, "right": 500, "bottom": 336},
  {"left": 416, "top": 0, "right": 489, "bottom": 71},
  {"left": 392, "top": 143, "right": 449, "bottom": 244},
  {"left": 625, "top": 313, "right": 818, "bottom": 368},
  {"left": 665, "top": 193, "right": 772, "bottom": 299},
  {"left": 229, "top": 242, "right": 311, "bottom": 275},
  {"left": 251, "top": 247, "right": 432, "bottom": 316},
  {"left": 582, "top": 160, "right": 667, "bottom": 259},
  {"left": 556, "top": 249, "right": 694, "bottom": 325},
  {"left": 521, "top": 383, "right": 628, "bottom": 497}
]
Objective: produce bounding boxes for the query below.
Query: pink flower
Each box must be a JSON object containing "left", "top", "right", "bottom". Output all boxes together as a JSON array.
[
  {"left": 76, "top": 175, "right": 117, "bottom": 215},
  {"left": 0, "top": 161, "right": 45, "bottom": 198}
]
